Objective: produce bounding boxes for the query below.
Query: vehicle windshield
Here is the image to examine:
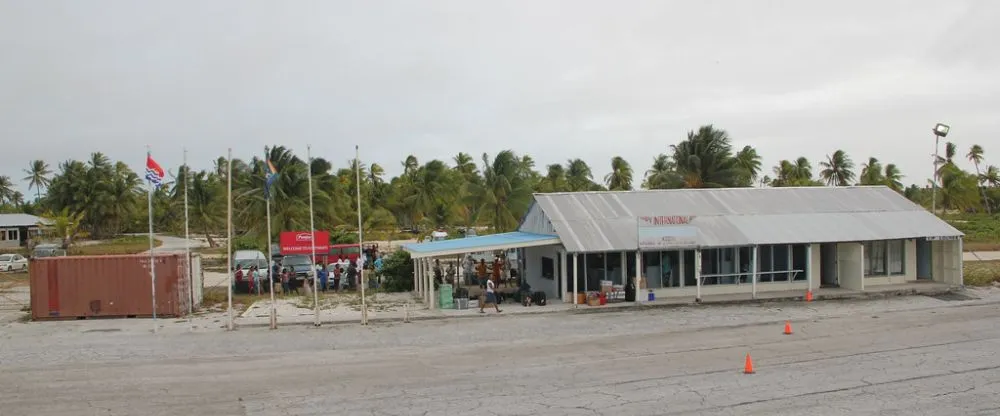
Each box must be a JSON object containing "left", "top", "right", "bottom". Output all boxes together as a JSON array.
[{"left": 0, "top": 255, "right": 11, "bottom": 261}]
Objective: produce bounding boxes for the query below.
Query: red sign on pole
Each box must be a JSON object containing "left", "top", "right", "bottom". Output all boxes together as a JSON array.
[{"left": 279, "top": 231, "right": 330, "bottom": 255}]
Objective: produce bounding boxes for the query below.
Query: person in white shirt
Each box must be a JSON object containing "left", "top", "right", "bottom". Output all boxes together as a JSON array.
[{"left": 480, "top": 277, "right": 502, "bottom": 314}]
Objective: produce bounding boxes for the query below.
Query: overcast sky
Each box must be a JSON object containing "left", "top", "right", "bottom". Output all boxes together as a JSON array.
[{"left": 2, "top": 0, "right": 998, "bottom": 193}]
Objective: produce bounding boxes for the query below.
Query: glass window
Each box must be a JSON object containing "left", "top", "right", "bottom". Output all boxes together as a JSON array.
[
  {"left": 683, "top": 250, "right": 696, "bottom": 287},
  {"left": 773, "top": 245, "right": 790, "bottom": 282},
  {"left": 758, "top": 245, "right": 773, "bottom": 282},
  {"left": 738, "top": 247, "right": 752, "bottom": 283},
  {"left": 864, "top": 241, "right": 888, "bottom": 276},
  {"left": 888, "top": 240, "right": 904, "bottom": 275},
  {"left": 606, "top": 252, "right": 623, "bottom": 284},
  {"left": 626, "top": 251, "right": 636, "bottom": 280},
  {"left": 661, "top": 251, "right": 681, "bottom": 287},
  {"left": 792, "top": 244, "right": 808, "bottom": 281},
  {"left": 642, "top": 251, "right": 662, "bottom": 289}
]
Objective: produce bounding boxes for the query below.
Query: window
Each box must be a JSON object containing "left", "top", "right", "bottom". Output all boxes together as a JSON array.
[
  {"left": 792, "top": 245, "right": 808, "bottom": 281},
  {"left": 888, "top": 240, "right": 904, "bottom": 275},
  {"left": 642, "top": 251, "right": 662, "bottom": 289},
  {"left": 758, "top": 245, "right": 773, "bottom": 281},
  {"left": 772, "top": 245, "right": 790, "bottom": 282},
  {"left": 1, "top": 229, "right": 18, "bottom": 242},
  {"left": 541, "top": 257, "right": 554, "bottom": 279}
]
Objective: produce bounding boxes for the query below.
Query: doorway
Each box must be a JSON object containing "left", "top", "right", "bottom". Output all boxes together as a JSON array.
[
  {"left": 820, "top": 243, "right": 839, "bottom": 287},
  {"left": 916, "top": 238, "right": 933, "bottom": 280}
]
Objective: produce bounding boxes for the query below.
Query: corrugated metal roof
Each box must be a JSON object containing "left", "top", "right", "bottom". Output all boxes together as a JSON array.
[
  {"left": 402, "top": 232, "right": 562, "bottom": 259},
  {"left": 533, "top": 186, "right": 963, "bottom": 253},
  {"left": 0, "top": 214, "right": 46, "bottom": 228}
]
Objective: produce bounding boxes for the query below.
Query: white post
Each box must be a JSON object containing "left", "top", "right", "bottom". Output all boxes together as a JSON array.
[
  {"left": 183, "top": 148, "right": 192, "bottom": 318},
  {"left": 429, "top": 259, "right": 436, "bottom": 311},
  {"left": 265, "top": 148, "right": 276, "bottom": 330},
  {"left": 694, "top": 249, "right": 702, "bottom": 302},
  {"left": 226, "top": 149, "right": 233, "bottom": 330},
  {"left": 559, "top": 250, "right": 568, "bottom": 302},
  {"left": 751, "top": 245, "right": 758, "bottom": 299},
  {"left": 412, "top": 258, "right": 419, "bottom": 293},
  {"left": 806, "top": 244, "right": 813, "bottom": 291},
  {"left": 146, "top": 148, "right": 158, "bottom": 333},
  {"left": 958, "top": 239, "right": 964, "bottom": 286},
  {"left": 307, "top": 145, "right": 320, "bottom": 327},
  {"left": 572, "top": 253, "right": 579, "bottom": 307},
  {"left": 355, "top": 145, "right": 368, "bottom": 325},
  {"left": 421, "top": 259, "right": 428, "bottom": 306}
]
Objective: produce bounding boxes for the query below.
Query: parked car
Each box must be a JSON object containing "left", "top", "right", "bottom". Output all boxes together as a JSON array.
[
  {"left": 280, "top": 254, "right": 315, "bottom": 281},
  {"left": 233, "top": 250, "right": 268, "bottom": 270},
  {"left": 31, "top": 244, "right": 66, "bottom": 258},
  {"left": 0, "top": 253, "right": 28, "bottom": 272}
]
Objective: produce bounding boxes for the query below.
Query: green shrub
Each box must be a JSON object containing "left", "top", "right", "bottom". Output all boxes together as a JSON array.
[
  {"left": 964, "top": 261, "right": 1000, "bottom": 286},
  {"left": 378, "top": 250, "right": 414, "bottom": 292},
  {"left": 946, "top": 214, "right": 1000, "bottom": 243}
]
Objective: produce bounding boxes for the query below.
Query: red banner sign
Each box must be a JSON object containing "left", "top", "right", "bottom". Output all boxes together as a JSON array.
[{"left": 279, "top": 231, "right": 330, "bottom": 255}]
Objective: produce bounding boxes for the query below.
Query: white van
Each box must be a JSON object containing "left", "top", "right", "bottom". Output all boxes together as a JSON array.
[{"left": 233, "top": 250, "right": 268, "bottom": 270}]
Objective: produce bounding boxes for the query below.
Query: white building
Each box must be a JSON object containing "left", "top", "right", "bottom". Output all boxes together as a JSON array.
[{"left": 403, "top": 186, "right": 964, "bottom": 308}]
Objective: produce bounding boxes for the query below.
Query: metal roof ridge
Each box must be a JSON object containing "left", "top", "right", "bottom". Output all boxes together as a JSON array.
[{"left": 533, "top": 185, "right": 894, "bottom": 196}]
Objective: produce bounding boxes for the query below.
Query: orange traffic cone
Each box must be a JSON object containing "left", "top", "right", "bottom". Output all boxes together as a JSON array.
[
  {"left": 784, "top": 321, "right": 793, "bottom": 335},
  {"left": 744, "top": 353, "right": 755, "bottom": 374},
  {"left": 805, "top": 290, "right": 813, "bottom": 302}
]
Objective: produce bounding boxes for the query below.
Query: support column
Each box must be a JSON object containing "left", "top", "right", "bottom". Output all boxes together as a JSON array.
[
  {"left": 805, "top": 244, "right": 813, "bottom": 291},
  {"left": 572, "top": 253, "right": 579, "bottom": 307},
  {"left": 694, "top": 249, "right": 702, "bottom": 302},
  {"left": 429, "top": 258, "right": 436, "bottom": 310},
  {"left": 420, "top": 259, "right": 427, "bottom": 305},
  {"left": 751, "top": 245, "right": 758, "bottom": 299},
  {"left": 413, "top": 259, "right": 419, "bottom": 293},
  {"left": 559, "top": 250, "right": 568, "bottom": 302}
]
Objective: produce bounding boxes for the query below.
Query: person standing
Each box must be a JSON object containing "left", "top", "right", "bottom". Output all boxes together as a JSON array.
[
  {"left": 281, "top": 268, "right": 292, "bottom": 295},
  {"left": 476, "top": 259, "right": 488, "bottom": 289},
  {"left": 346, "top": 262, "right": 358, "bottom": 291},
  {"left": 333, "top": 266, "right": 342, "bottom": 292},
  {"left": 480, "top": 276, "right": 502, "bottom": 314},
  {"left": 491, "top": 257, "right": 503, "bottom": 288},
  {"left": 318, "top": 263, "right": 329, "bottom": 292}
]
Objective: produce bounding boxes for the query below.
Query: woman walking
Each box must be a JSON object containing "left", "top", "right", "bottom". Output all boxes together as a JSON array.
[{"left": 479, "top": 277, "right": 502, "bottom": 314}]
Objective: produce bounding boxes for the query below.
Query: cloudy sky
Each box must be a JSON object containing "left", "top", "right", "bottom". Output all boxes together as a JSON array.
[{"left": 1, "top": 0, "right": 998, "bottom": 193}]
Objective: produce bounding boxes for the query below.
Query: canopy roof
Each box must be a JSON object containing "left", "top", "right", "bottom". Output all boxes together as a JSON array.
[{"left": 401, "top": 232, "right": 561, "bottom": 259}]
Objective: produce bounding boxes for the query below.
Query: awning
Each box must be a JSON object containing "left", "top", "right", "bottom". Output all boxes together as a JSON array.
[{"left": 401, "top": 232, "right": 562, "bottom": 259}]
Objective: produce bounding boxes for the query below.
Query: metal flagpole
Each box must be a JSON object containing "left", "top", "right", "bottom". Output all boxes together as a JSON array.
[
  {"left": 308, "top": 145, "right": 320, "bottom": 326},
  {"left": 147, "top": 147, "right": 158, "bottom": 333},
  {"left": 266, "top": 148, "right": 277, "bottom": 330},
  {"left": 356, "top": 145, "right": 368, "bottom": 325},
  {"left": 184, "top": 148, "right": 193, "bottom": 318},
  {"left": 226, "top": 148, "right": 234, "bottom": 331}
]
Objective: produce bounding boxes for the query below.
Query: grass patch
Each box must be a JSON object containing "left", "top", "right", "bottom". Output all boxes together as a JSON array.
[
  {"left": 68, "top": 236, "right": 163, "bottom": 256},
  {"left": 964, "top": 261, "right": 1000, "bottom": 287},
  {"left": 945, "top": 214, "right": 1000, "bottom": 248}
]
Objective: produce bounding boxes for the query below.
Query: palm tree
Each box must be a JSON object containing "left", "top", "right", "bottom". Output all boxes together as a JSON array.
[
  {"left": 643, "top": 154, "right": 677, "bottom": 189},
  {"left": 0, "top": 176, "right": 13, "bottom": 205},
  {"left": 967, "top": 144, "right": 991, "bottom": 213},
  {"left": 858, "top": 157, "right": 884, "bottom": 186},
  {"left": 541, "top": 164, "right": 568, "bottom": 192},
  {"left": 819, "top": 150, "right": 855, "bottom": 186},
  {"left": 981, "top": 165, "right": 1000, "bottom": 187},
  {"left": 883, "top": 164, "right": 904, "bottom": 192},
  {"left": 670, "top": 125, "right": 741, "bottom": 188},
  {"left": 22, "top": 160, "right": 52, "bottom": 202},
  {"left": 733, "top": 146, "right": 762, "bottom": 187},
  {"left": 565, "top": 159, "right": 594, "bottom": 191},
  {"left": 479, "top": 150, "right": 534, "bottom": 232},
  {"left": 604, "top": 156, "right": 633, "bottom": 191}
]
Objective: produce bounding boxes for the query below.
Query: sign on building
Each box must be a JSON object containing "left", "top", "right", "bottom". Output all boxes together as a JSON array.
[{"left": 637, "top": 215, "right": 699, "bottom": 250}]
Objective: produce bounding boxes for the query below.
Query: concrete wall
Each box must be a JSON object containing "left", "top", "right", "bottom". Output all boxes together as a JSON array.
[
  {"left": 838, "top": 243, "right": 864, "bottom": 291},
  {"left": 522, "top": 245, "right": 560, "bottom": 299},
  {"left": 809, "top": 243, "right": 821, "bottom": 291}
]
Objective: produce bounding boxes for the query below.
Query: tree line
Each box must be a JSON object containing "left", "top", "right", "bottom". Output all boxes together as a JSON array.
[{"left": 1, "top": 125, "right": 997, "bottom": 248}]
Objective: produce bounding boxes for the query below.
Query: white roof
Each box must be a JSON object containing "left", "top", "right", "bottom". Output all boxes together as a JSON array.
[
  {"left": 0, "top": 213, "right": 47, "bottom": 228},
  {"left": 530, "top": 186, "right": 963, "bottom": 252}
]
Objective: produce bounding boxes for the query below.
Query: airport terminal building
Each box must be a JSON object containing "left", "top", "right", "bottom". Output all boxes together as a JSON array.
[{"left": 403, "top": 186, "right": 964, "bottom": 307}]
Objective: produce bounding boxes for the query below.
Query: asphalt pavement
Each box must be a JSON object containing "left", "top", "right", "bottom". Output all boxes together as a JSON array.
[{"left": 2, "top": 290, "right": 1000, "bottom": 415}]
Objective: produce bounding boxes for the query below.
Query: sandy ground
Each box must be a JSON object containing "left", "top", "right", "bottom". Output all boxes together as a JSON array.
[{"left": 3, "top": 289, "right": 1000, "bottom": 415}]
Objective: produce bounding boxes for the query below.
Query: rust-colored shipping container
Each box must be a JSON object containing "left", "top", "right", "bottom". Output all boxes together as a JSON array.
[{"left": 29, "top": 254, "right": 191, "bottom": 320}]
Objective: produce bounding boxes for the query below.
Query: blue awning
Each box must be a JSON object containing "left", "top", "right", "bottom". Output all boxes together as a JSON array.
[{"left": 401, "top": 232, "right": 562, "bottom": 259}]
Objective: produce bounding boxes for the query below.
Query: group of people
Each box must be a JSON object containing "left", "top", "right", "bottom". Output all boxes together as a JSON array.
[
  {"left": 233, "top": 252, "right": 386, "bottom": 296},
  {"left": 468, "top": 254, "right": 515, "bottom": 289}
]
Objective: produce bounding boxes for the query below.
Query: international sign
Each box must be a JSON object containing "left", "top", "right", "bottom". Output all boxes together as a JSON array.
[{"left": 637, "top": 215, "right": 698, "bottom": 249}]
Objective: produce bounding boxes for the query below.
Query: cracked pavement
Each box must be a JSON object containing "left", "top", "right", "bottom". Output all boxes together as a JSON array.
[{"left": 2, "top": 293, "right": 1000, "bottom": 415}]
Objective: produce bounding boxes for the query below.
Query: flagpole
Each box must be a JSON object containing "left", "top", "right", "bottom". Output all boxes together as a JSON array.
[
  {"left": 356, "top": 145, "right": 368, "bottom": 325},
  {"left": 266, "top": 147, "right": 277, "bottom": 330},
  {"left": 146, "top": 146, "right": 158, "bottom": 333},
  {"left": 183, "top": 148, "right": 192, "bottom": 318},
  {"left": 308, "top": 145, "right": 320, "bottom": 326},
  {"left": 226, "top": 148, "right": 234, "bottom": 331}
]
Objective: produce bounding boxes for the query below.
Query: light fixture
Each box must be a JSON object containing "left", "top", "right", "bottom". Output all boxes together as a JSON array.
[{"left": 933, "top": 123, "right": 950, "bottom": 137}]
